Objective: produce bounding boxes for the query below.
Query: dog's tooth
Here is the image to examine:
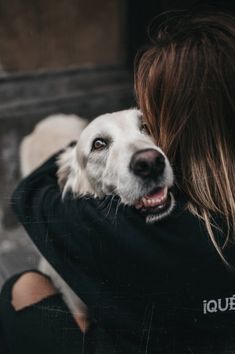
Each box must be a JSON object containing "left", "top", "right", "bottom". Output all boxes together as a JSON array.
[
  {"left": 140, "top": 192, "right": 169, "bottom": 209},
  {"left": 163, "top": 187, "right": 168, "bottom": 198}
]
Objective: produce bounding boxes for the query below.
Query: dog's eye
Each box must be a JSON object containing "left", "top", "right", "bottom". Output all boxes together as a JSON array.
[
  {"left": 140, "top": 122, "right": 151, "bottom": 135},
  {"left": 92, "top": 138, "right": 107, "bottom": 151}
]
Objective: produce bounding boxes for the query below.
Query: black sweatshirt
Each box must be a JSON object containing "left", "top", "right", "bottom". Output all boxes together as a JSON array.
[{"left": 11, "top": 152, "right": 235, "bottom": 353}]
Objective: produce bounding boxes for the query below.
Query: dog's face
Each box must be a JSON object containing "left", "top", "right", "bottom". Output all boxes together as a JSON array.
[{"left": 57, "top": 109, "right": 175, "bottom": 222}]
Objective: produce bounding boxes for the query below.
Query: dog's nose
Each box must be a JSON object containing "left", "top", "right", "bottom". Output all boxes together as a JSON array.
[{"left": 130, "top": 149, "right": 165, "bottom": 179}]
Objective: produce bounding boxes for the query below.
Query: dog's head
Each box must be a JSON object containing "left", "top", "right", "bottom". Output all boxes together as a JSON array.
[{"left": 57, "top": 109, "right": 175, "bottom": 222}]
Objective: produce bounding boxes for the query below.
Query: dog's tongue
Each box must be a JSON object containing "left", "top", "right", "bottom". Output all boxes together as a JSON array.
[
  {"left": 146, "top": 187, "right": 166, "bottom": 200},
  {"left": 135, "top": 187, "right": 168, "bottom": 209}
]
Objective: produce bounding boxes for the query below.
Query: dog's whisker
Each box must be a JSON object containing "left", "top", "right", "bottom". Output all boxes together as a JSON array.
[
  {"left": 114, "top": 198, "right": 122, "bottom": 220},
  {"left": 97, "top": 196, "right": 110, "bottom": 210},
  {"left": 103, "top": 195, "right": 116, "bottom": 219}
]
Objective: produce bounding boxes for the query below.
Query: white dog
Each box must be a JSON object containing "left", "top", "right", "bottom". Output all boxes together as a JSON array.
[{"left": 20, "top": 109, "right": 175, "bottom": 328}]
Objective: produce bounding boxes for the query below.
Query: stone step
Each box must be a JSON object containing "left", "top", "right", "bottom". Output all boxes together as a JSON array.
[{"left": 0, "top": 65, "right": 134, "bottom": 119}]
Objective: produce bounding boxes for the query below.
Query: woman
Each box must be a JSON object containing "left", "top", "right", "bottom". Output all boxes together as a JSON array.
[{"left": 1, "top": 9, "right": 235, "bottom": 354}]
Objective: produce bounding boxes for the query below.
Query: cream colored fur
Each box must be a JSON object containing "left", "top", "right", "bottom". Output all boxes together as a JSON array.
[
  {"left": 20, "top": 114, "right": 87, "bottom": 175},
  {"left": 20, "top": 113, "right": 89, "bottom": 323}
]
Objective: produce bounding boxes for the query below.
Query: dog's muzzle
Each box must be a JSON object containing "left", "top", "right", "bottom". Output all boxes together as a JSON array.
[{"left": 129, "top": 148, "right": 175, "bottom": 219}]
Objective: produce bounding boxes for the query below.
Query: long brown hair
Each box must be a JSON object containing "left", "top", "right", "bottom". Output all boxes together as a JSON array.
[{"left": 135, "top": 9, "right": 235, "bottom": 264}]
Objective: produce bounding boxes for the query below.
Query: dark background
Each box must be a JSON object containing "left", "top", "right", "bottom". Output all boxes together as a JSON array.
[{"left": 127, "top": 0, "right": 235, "bottom": 67}]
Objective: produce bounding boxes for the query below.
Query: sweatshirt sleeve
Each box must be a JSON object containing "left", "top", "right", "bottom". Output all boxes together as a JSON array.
[{"left": 11, "top": 151, "right": 114, "bottom": 309}]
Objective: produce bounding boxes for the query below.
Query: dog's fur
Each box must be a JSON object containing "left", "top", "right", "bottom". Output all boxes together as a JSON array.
[
  {"left": 20, "top": 114, "right": 87, "bottom": 176},
  {"left": 20, "top": 113, "right": 90, "bottom": 320},
  {"left": 20, "top": 109, "right": 175, "bottom": 322}
]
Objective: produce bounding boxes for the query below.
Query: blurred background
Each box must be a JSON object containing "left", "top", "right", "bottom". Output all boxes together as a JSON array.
[{"left": 0, "top": 0, "right": 234, "bottom": 287}]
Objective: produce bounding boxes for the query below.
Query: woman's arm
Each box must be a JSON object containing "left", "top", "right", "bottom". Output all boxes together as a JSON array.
[
  {"left": 11, "top": 153, "right": 114, "bottom": 309},
  {"left": 11, "top": 152, "right": 159, "bottom": 331}
]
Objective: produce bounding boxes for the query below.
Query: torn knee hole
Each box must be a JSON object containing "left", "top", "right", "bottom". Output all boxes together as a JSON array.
[{"left": 11, "top": 271, "right": 58, "bottom": 311}]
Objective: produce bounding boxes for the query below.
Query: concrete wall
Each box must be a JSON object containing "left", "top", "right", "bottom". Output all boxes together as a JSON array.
[{"left": 0, "top": 0, "right": 126, "bottom": 71}]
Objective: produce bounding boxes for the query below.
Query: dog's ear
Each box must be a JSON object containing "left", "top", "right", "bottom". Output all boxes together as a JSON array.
[
  {"left": 57, "top": 162, "right": 71, "bottom": 191},
  {"left": 56, "top": 141, "right": 77, "bottom": 189},
  {"left": 57, "top": 143, "right": 94, "bottom": 198},
  {"left": 56, "top": 145, "right": 77, "bottom": 196}
]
